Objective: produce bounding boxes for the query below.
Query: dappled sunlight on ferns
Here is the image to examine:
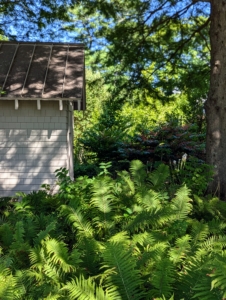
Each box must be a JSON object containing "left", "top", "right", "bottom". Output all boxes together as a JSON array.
[{"left": 0, "top": 160, "right": 226, "bottom": 299}]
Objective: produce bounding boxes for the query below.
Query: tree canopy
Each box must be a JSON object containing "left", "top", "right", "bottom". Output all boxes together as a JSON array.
[
  {"left": 65, "top": 1, "right": 210, "bottom": 103},
  {"left": 0, "top": 0, "right": 70, "bottom": 40}
]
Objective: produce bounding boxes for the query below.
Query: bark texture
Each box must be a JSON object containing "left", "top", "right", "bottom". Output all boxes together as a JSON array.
[{"left": 205, "top": 0, "right": 226, "bottom": 199}]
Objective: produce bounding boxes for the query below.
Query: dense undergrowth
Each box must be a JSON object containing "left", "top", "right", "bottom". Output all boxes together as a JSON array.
[
  {"left": 75, "top": 118, "right": 207, "bottom": 181},
  {"left": 1, "top": 160, "right": 226, "bottom": 300}
]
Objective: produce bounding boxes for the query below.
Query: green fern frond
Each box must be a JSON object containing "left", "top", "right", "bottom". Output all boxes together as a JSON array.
[
  {"left": 60, "top": 205, "right": 93, "bottom": 238},
  {"left": 135, "top": 241, "right": 169, "bottom": 273},
  {"left": 215, "top": 235, "right": 226, "bottom": 248},
  {"left": 101, "top": 242, "right": 144, "bottom": 300},
  {"left": 25, "top": 268, "right": 44, "bottom": 283},
  {"left": 23, "top": 217, "right": 38, "bottom": 243},
  {"left": 209, "top": 197, "right": 226, "bottom": 219},
  {"left": 170, "top": 185, "right": 192, "bottom": 221},
  {"left": 190, "top": 221, "right": 209, "bottom": 247},
  {"left": 149, "top": 258, "right": 176, "bottom": 299},
  {"left": 108, "top": 231, "right": 130, "bottom": 245},
  {"left": 29, "top": 246, "right": 45, "bottom": 271},
  {"left": 0, "top": 255, "right": 14, "bottom": 271},
  {"left": 43, "top": 262, "right": 61, "bottom": 283},
  {"left": 154, "top": 296, "right": 174, "bottom": 300},
  {"left": 129, "top": 160, "right": 147, "bottom": 187},
  {"left": 200, "top": 235, "right": 222, "bottom": 253},
  {"left": 192, "top": 275, "right": 223, "bottom": 300},
  {"left": 13, "top": 221, "right": 25, "bottom": 245},
  {"left": 209, "top": 254, "right": 226, "bottom": 298},
  {"left": 169, "top": 235, "right": 191, "bottom": 263},
  {"left": 132, "top": 232, "right": 167, "bottom": 255},
  {"left": 0, "top": 223, "right": 13, "bottom": 247},
  {"left": 148, "top": 164, "right": 170, "bottom": 190},
  {"left": 62, "top": 275, "right": 119, "bottom": 300},
  {"left": 91, "top": 177, "right": 115, "bottom": 219},
  {"left": 34, "top": 221, "right": 56, "bottom": 245},
  {"left": 0, "top": 269, "right": 22, "bottom": 300},
  {"left": 140, "top": 189, "right": 165, "bottom": 211},
  {"left": 76, "top": 237, "right": 103, "bottom": 276},
  {"left": 13, "top": 198, "right": 32, "bottom": 213},
  {"left": 126, "top": 206, "right": 171, "bottom": 232},
  {"left": 117, "top": 170, "right": 135, "bottom": 196},
  {"left": 132, "top": 232, "right": 153, "bottom": 247},
  {"left": 44, "top": 295, "right": 61, "bottom": 300},
  {"left": 0, "top": 276, "right": 16, "bottom": 300},
  {"left": 126, "top": 211, "right": 151, "bottom": 232},
  {"left": 30, "top": 237, "right": 81, "bottom": 285},
  {"left": 45, "top": 238, "right": 77, "bottom": 273},
  {"left": 29, "top": 247, "right": 62, "bottom": 284},
  {"left": 208, "top": 219, "right": 226, "bottom": 235}
]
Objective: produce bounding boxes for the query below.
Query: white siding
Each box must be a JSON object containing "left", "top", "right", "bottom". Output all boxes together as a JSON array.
[{"left": 0, "top": 100, "right": 73, "bottom": 197}]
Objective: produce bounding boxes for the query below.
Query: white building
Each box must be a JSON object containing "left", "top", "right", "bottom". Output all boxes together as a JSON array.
[{"left": 0, "top": 42, "right": 85, "bottom": 197}]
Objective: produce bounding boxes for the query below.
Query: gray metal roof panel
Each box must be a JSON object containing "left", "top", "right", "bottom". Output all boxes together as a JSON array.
[{"left": 0, "top": 42, "right": 85, "bottom": 109}]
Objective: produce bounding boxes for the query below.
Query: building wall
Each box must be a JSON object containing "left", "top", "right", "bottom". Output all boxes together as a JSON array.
[{"left": 0, "top": 100, "right": 73, "bottom": 197}]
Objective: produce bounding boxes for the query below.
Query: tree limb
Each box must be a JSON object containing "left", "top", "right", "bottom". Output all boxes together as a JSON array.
[{"left": 192, "top": 0, "right": 211, "bottom": 3}]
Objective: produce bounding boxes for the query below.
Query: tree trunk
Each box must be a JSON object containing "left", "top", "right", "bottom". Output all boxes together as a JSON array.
[{"left": 205, "top": 0, "right": 226, "bottom": 199}]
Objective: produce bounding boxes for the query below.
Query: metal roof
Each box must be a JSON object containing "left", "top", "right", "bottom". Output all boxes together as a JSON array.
[{"left": 0, "top": 41, "right": 86, "bottom": 110}]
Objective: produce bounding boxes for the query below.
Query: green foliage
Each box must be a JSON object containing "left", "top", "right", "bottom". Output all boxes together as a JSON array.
[
  {"left": 76, "top": 118, "right": 212, "bottom": 198},
  {"left": 66, "top": 0, "right": 210, "bottom": 110},
  {"left": 79, "top": 99, "right": 131, "bottom": 162},
  {"left": 0, "top": 160, "right": 226, "bottom": 299},
  {"left": 170, "top": 156, "right": 213, "bottom": 196},
  {"left": 101, "top": 242, "right": 144, "bottom": 300}
]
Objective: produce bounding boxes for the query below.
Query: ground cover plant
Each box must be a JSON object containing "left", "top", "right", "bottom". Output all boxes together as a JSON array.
[{"left": 0, "top": 160, "right": 225, "bottom": 300}]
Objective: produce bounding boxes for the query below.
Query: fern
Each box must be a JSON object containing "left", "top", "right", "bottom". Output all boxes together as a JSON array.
[
  {"left": 149, "top": 258, "right": 176, "bottom": 299},
  {"left": 0, "top": 267, "right": 23, "bottom": 300},
  {"left": 29, "top": 246, "right": 61, "bottom": 285},
  {"left": 209, "top": 253, "right": 226, "bottom": 298},
  {"left": 0, "top": 222, "right": 13, "bottom": 247},
  {"left": 139, "top": 189, "right": 166, "bottom": 211},
  {"left": 129, "top": 160, "right": 147, "bottom": 187},
  {"left": 34, "top": 221, "right": 57, "bottom": 244},
  {"left": 29, "top": 237, "right": 82, "bottom": 285},
  {"left": 207, "top": 218, "right": 226, "bottom": 235},
  {"left": 192, "top": 275, "right": 223, "bottom": 300},
  {"left": 90, "top": 176, "right": 116, "bottom": 235},
  {"left": 60, "top": 205, "right": 93, "bottom": 238},
  {"left": 13, "top": 221, "right": 25, "bottom": 244},
  {"left": 170, "top": 185, "right": 192, "bottom": 221},
  {"left": 154, "top": 296, "right": 174, "bottom": 300},
  {"left": 91, "top": 176, "right": 115, "bottom": 214},
  {"left": 134, "top": 239, "right": 169, "bottom": 274},
  {"left": 63, "top": 275, "right": 120, "bottom": 300},
  {"left": 108, "top": 231, "right": 130, "bottom": 245},
  {"left": 76, "top": 237, "right": 103, "bottom": 276},
  {"left": 23, "top": 216, "right": 38, "bottom": 244},
  {"left": 117, "top": 170, "right": 135, "bottom": 196},
  {"left": 148, "top": 164, "right": 170, "bottom": 190},
  {"left": 0, "top": 274, "right": 17, "bottom": 300},
  {"left": 190, "top": 220, "right": 209, "bottom": 249},
  {"left": 101, "top": 242, "right": 144, "bottom": 300},
  {"left": 45, "top": 238, "right": 78, "bottom": 273},
  {"left": 169, "top": 235, "right": 191, "bottom": 263}
]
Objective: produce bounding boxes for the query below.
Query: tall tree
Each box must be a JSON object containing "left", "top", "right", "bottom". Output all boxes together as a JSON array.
[{"left": 205, "top": 0, "right": 226, "bottom": 198}]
